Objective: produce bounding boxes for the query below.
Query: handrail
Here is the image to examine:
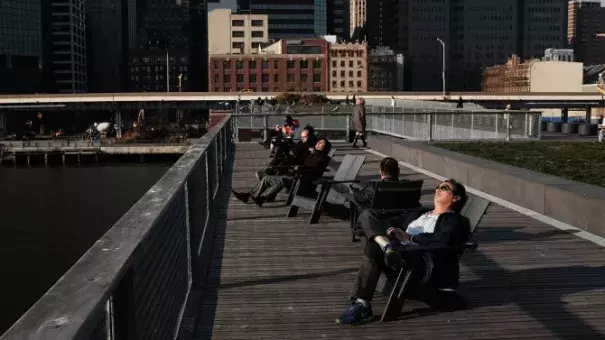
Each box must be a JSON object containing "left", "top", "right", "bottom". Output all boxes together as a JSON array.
[{"left": 0, "top": 115, "right": 235, "bottom": 340}]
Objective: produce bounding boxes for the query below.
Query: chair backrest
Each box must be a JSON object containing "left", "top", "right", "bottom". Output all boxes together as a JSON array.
[
  {"left": 369, "top": 180, "right": 424, "bottom": 213},
  {"left": 460, "top": 195, "right": 491, "bottom": 235},
  {"left": 326, "top": 154, "right": 366, "bottom": 205}
]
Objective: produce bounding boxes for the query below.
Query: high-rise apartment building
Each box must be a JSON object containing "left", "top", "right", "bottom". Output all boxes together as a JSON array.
[
  {"left": 49, "top": 0, "right": 87, "bottom": 93},
  {"left": 568, "top": 0, "right": 600, "bottom": 46},
  {"left": 522, "top": 0, "right": 568, "bottom": 60},
  {"left": 349, "top": 0, "right": 366, "bottom": 41},
  {"left": 127, "top": 0, "right": 208, "bottom": 92},
  {"left": 87, "top": 0, "right": 127, "bottom": 92},
  {"left": 0, "top": 0, "right": 44, "bottom": 94},
  {"left": 327, "top": 0, "right": 347, "bottom": 38},
  {"left": 249, "top": 0, "right": 316, "bottom": 39},
  {"left": 568, "top": 0, "right": 605, "bottom": 65},
  {"left": 208, "top": 9, "right": 268, "bottom": 54}
]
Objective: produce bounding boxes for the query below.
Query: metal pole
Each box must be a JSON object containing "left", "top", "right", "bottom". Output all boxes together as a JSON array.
[
  {"left": 437, "top": 38, "right": 445, "bottom": 99},
  {"left": 166, "top": 48, "right": 169, "bottom": 92}
]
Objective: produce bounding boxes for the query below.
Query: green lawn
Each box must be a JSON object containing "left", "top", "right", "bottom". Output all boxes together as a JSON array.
[{"left": 434, "top": 141, "right": 605, "bottom": 188}]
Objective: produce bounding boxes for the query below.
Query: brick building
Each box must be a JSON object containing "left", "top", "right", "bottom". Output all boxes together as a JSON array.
[
  {"left": 209, "top": 38, "right": 328, "bottom": 92},
  {"left": 328, "top": 42, "right": 367, "bottom": 92}
]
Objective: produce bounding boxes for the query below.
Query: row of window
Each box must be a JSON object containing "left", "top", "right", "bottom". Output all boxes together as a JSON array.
[
  {"left": 331, "top": 59, "right": 363, "bottom": 68},
  {"left": 332, "top": 70, "right": 363, "bottom": 78},
  {"left": 214, "top": 86, "right": 322, "bottom": 92},
  {"left": 232, "top": 19, "right": 264, "bottom": 27},
  {"left": 232, "top": 30, "right": 264, "bottom": 38},
  {"left": 214, "top": 73, "right": 322, "bottom": 83},
  {"left": 331, "top": 80, "right": 364, "bottom": 88},
  {"left": 213, "top": 59, "right": 322, "bottom": 70}
]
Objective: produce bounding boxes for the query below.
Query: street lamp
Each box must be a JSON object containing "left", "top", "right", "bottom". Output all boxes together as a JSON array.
[
  {"left": 178, "top": 74, "right": 183, "bottom": 92},
  {"left": 436, "top": 38, "right": 446, "bottom": 99},
  {"left": 165, "top": 47, "right": 170, "bottom": 92}
]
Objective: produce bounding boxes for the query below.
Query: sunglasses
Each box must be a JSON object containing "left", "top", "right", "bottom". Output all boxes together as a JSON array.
[{"left": 436, "top": 184, "right": 452, "bottom": 192}]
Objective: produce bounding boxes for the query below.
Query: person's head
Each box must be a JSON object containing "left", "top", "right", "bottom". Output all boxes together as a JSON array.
[
  {"left": 284, "top": 115, "right": 294, "bottom": 126},
  {"left": 434, "top": 179, "right": 467, "bottom": 212},
  {"left": 315, "top": 138, "right": 331, "bottom": 153},
  {"left": 356, "top": 97, "right": 365, "bottom": 105},
  {"left": 379, "top": 157, "right": 400, "bottom": 179},
  {"left": 301, "top": 125, "right": 315, "bottom": 142}
]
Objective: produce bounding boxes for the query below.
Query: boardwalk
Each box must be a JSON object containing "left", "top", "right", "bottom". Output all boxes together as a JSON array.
[{"left": 193, "top": 143, "right": 605, "bottom": 340}]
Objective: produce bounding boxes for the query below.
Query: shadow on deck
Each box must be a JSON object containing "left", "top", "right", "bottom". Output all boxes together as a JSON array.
[{"left": 193, "top": 142, "right": 605, "bottom": 340}]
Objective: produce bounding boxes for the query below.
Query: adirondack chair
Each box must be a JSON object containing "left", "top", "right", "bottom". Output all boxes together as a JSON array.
[
  {"left": 347, "top": 180, "right": 424, "bottom": 242},
  {"left": 377, "top": 195, "right": 491, "bottom": 322},
  {"left": 287, "top": 154, "right": 366, "bottom": 224},
  {"left": 282, "top": 148, "right": 337, "bottom": 205}
]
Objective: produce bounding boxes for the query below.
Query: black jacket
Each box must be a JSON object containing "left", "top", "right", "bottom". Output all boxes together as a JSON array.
[
  {"left": 352, "top": 176, "right": 398, "bottom": 207},
  {"left": 296, "top": 149, "right": 330, "bottom": 178},
  {"left": 395, "top": 207, "right": 471, "bottom": 289}
]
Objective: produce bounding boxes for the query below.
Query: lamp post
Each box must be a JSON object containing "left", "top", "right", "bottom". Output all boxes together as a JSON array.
[
  {"left": 165, "top": 47, "right": 170, "bottom": 92},
  {"left": 178, "top": 74, "right": 183, "bottom": 92},
  {"left": 436, "top": 38, "right": 446, "bottom": 99}
]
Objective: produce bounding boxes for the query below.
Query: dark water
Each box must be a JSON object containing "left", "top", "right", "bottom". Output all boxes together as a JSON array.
[{"left": 0, "top": 164, "right": 172, "bottom": 334}]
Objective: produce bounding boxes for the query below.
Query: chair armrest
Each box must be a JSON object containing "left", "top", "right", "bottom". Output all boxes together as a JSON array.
[
  {"left": 314, "top": 179, "right": 360, "bottom": 185},
  {"left": 265, "top": 165, "right": 296, "bottom": 169},
  {"left": 395, "top": 242, "right": 477, "bottom": 253}
]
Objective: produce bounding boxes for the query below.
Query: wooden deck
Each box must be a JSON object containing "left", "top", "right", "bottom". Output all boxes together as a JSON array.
[{"left": 193, "top": 142, "right": 605, "bottom": 340}]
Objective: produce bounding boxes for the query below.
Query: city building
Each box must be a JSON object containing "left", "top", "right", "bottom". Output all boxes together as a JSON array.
[
  {"left": 248, "top": 0, "right": 316, "bottom": 39},
  {"left": 367, "top": 47, "right": 404, "bottom": 91},
  {"left": 0, "top": 0, "right": 44, "bottom": 94},
  {"left": 208, "top": 9, "right": 268, "bottom": 55},
  {"left": 482, "top": 55, "right": 583, "bottom": 93},
  {"left": 543, "top": 48, "right": 574, "bottom": 62},
  {"left": 349, "top": 0, "right": 366, "bottom": 41},
  {"left": 127, "top": 0, "right": 208, "bottom": 92},
  {"left": 87, "top": 0, "right": 128, "bottom": 92},
  {"left": 366, "top": 0, "right": 397, "bottom": 48},
  {"left": 327, "top": 0, "right": 347, "bottom": 38},
  {"left": 208, "top": 0, "right": 237, "bottom": 12},
  {"left": 569, "top": 1, "right": 605, "bottom": 65},
  {"left": 49, "top": 0, "right": 88, "bottom": 93},
  {"left": 328, "top": 42, "right": 367, "bottom": 92},
  {"left": 209, "top": 38, "right": 328, "bottom": 92},
  {"left": 568, "top": 0, "right": 600, "bottom": 46}
]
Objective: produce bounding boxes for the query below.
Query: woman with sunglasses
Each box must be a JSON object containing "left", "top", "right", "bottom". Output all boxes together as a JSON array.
[{"left": 336, "top": 179, "right": 471, "bottom": 326}]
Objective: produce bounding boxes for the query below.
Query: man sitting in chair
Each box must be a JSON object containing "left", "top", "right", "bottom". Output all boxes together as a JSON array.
[
  {"left": 233, "top": 138, "right": 331, "bottom": 207},
  {"left": 350, "top": 157, "right": 400, "bottom": 208},
  {"left": 258, "top": 125, "right": 318, "bottom": 180},
  {"left": 336, "top": 179, "right": 470, "bottom": 326}
]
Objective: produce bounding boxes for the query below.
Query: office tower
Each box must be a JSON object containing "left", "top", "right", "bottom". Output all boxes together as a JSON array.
[
  {"left": 349, "top": 0, "right": 366, "bottom": 41},
  {"left": 0, "top": 0, "right": 44, "bottom": 93},
  {"left": 327, "top": 0, "right": 346, "bottom": 38},
  {"left": 249, "top": 0, "right": 316, "bottom": 39},
  {"left": 87, "top": 0, "right": 127, "bottom": 92},
  {"left": 568, "top": 0, "right": 605, "bottom": 65}
]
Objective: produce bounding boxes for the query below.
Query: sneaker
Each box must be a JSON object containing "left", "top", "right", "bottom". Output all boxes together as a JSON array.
[
  {"left": 232, "top": 190, "right": 250, "bottom": 203},
  {"left": 335, "top": 300, "right": 373, "bottom": 326}
]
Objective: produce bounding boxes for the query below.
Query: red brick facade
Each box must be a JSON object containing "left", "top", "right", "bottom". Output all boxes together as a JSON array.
[{"left": 209, "top": 39, "right": 328, "bottom": 92}]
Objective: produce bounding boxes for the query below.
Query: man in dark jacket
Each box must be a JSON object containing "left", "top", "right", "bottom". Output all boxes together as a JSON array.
[
  {"left": 336, "top": 179, "right": 470, "bottom": 326},
  {"left": 257, "top": 125, "right": 317, "bottom": 181},
  {"left": 350, "top": 157, "right": 400, "bottom": 207},
  {"left": 233, "top": 139, "right": 331, "bottom": 207}
]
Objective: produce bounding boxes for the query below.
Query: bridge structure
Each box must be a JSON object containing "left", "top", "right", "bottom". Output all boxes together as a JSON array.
[{"left": 1, "top": 113, "right": 604, "bottom": 339}]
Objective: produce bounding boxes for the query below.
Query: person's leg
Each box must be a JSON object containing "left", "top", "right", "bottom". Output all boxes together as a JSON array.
[
  {"left": 598, "top": 129, "right": 604, "bottom": 142},
  {"left": 359, "top": 132, "right": 367, "bottom": 147},
  {"left": 232, "top": 175, "right": 271, "bottom": 203}
]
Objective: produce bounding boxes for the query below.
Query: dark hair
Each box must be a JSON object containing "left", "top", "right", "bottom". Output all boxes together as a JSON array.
[
  {"left": 445, "top": 179, "right": 467, "bottom": 212},
  {"left": 379, "top": 157, "right": 400, "bottom": 178},
  {"left": 304, "top": 124, "right": 315, "bottom": 135},
  {"left": 317, "top": 138, "right": 331, "bottom": 154}
]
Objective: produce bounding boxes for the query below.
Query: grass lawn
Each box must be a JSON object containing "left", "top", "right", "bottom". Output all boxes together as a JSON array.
[{"left": 434, "top": 141, "right": 605, "bottom": 188}]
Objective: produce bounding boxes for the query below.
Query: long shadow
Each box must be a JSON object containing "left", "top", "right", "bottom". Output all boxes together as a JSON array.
[
  {"left": 218, "top": 267, "right": 359, "bottom": 290},
  {"left": 472, "top": 227, "right": 581, "bottom": 244}
]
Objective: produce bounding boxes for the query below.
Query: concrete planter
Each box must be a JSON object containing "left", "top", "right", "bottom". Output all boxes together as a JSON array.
[
  {"left": 578, "top": 124, "right": 598, "bottom": 136},
  {"left": 546, "top": 122, "right": 562, "bottom": 132},
  {"left": 561, "top": 123, "right": 579, "bottom": 134},
  {"left": 540, "top": 121, "right": 547, "bottom": 131}
]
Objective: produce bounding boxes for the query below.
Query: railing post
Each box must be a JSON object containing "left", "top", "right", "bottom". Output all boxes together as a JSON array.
[
  {"left": 537, "top": 112, "right": 543, "bottom": 140},
  {"left": 506, "top": 112, "right": 511, "bottom": 141},
  {"left": 112, "top": 268, "right": 137, "bottom": 340},
  {"left": 525, "top": 112, "right": 529, "bottom": 138},
  {"left": 428, "top": 113, "right": 433, "bottom": 141},
  {"left": 470, "top": 113, "right": 474, "bottom": 139},
  {"left": 495, "top": 113, "right": 499, "bottom": 139},
  {"left": 263, "top": 114, "right": 268, "bottom": 142}
]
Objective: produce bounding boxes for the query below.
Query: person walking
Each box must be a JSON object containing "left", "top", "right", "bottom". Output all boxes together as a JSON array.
[{"left": 350, "top": 97, "right": 367, "bottom": 147}]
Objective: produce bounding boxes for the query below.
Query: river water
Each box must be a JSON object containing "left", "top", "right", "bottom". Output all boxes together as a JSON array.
[{"left": 0, "top": 163, "right": 172, "bottom": 334}]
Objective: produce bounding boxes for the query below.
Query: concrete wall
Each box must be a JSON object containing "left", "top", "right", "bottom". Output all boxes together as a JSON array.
[
  {"left": 369, "top": 134, "right": 605, "bottom": 237},
  {"left": 529, "top": 61, "right": 583, "bottom": 92}
]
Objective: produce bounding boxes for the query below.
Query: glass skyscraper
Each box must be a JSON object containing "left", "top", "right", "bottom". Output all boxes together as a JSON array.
[{"left": 249, "top": 0, "right": 316, "bottom": 39}]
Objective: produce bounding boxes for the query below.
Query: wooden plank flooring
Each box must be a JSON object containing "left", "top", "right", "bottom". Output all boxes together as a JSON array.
[{"left": 193, "top": 142, "right": 605, "bottom": 340}]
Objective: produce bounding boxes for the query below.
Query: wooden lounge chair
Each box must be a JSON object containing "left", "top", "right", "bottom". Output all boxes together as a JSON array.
[
  {"left": 286, "top": 154, "right": 366, "bottom": 224},
  {"left": 347, "top": 180, "right": 424, "bottom": 242},
  {"left": 377, "top": 195, "right": 491, "bottom": 322}
]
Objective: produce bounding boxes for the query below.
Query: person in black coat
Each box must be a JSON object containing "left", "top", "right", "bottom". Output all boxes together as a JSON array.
[
  {"left": 258, "top": 125, "right": 318, "bottom": 180},
  {"left": 350, "top": 157, "right": 400, "bottom": 207},
  {"left": 233, "top": 139, "right": 332, "bottom": 207},
  {"left": 336, "top": 179, "right": 470, "bottom": 326}
]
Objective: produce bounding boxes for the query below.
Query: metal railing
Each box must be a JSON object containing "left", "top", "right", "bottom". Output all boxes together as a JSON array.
[
  {"left": 233, "top": 110, "right": 542, "bottom": 141},
  {"left": 0, "top": 115, "right": 235, "bottom": 340}
]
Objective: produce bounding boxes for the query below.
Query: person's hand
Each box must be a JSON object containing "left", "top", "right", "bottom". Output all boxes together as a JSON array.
[{"left": 388, "top": 228, "right": 409, "bottom": 242}]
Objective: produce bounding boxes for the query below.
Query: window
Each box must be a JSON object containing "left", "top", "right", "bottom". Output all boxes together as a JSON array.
[
  {"left": 300, "top": 60, "right": 309, "bottom": 68},
  {"left": 349, "top": 71, "right": 353, "bottom": 77},
  {"left": 274, "top": 60, "right": 279, "bottom": 69},
  {"left": 313, "top": 60, "right": 321, "bottom": 69},
  {"left": 332, "top": 70, "right": 336, "bottom": 77},
  {"left": 332, "top": 80, "right": 337, "bottom": 87},
  {"left": 274, "top": 74, "right": 279, "bottom": 82},
  {"left": 357, "top": 71, "right": 362, "bottom": 77},
  {"left": 223, "top": 74, "right": 230, "bottom": 81},
  {"left": 213, "top": 61, "right": 220, "bottom": 69},
  {"left": 287, "top": 74, "right": 295, "bottom": 82},
  {"left": 236, "top": 74, "right": 244, "bottom": 82},
  {"left": 232, "top": 31, "right": 244, "bottom": 38},
  {"left": 223, "top": 61, "right": 231, "bottom": 69},
  {"left": 349, "top": 60, "right": 353, "bottom": 67},
  {"left": 232, "top": 20, "right": 244, "bottom": 26},
  {"left": 287, "top": 61, "right": 296, "bottom": 69},
  {"left": 357, "top": 81, "right": 362, "bottom": 87},
  {"left": 232, "top": 42, "right": 244, "bottom": 50},
  {"left": 251, "top": 31, "right": 264, "bottom": 38},
  {"left": 214, "top": 74, "right": 219, "bottom": 83},
  {"left": 262, "top": 61, "right": 269, "bottom": 69},
  {"left": 250, "top": 74, "right": 257, "bottom": 83},
  {"left": 301, "top": 74, "right": 308, "bottom": 82},
  {"left": 349, "top": 81, "right": 354, "bottom": 87},
  {"left": 249, "top": 61, "right": 257, "bottom": 69},
  {"left": 251, "top": 20, "right": 264, "bottom": 26},
  {"left": 332, "top": 60, "right": 337, "bottom": 67},
  {"left": 340, "top": 61, "right": 345, "bottom": 67},
  {"left": 340, "top": 80, "right": 345, "bottom": 87},
  {"left": 313, "top": 74, "right": 321, "bottom": 82},
  {"left": 236, "top": 61, "right": 244, "bottom": 69},
  {"left": 341, "top": 70, "right": 345, "bottom": 77}
]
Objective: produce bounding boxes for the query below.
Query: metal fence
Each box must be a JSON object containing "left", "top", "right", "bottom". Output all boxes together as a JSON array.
[
  {"left": 0, "top": 115, "right": 235, "bottom": 340},
  {"left": 233, "top": 111, "right": 542, "bottom": 141}
]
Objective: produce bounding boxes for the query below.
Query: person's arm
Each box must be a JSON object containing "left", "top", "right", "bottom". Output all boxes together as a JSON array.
[
  {"left": 352, "top": 183, "right": 374, "bottom": 205},
  {"left": 410, "top": 214, "right": 470, "bottom": 247}
]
